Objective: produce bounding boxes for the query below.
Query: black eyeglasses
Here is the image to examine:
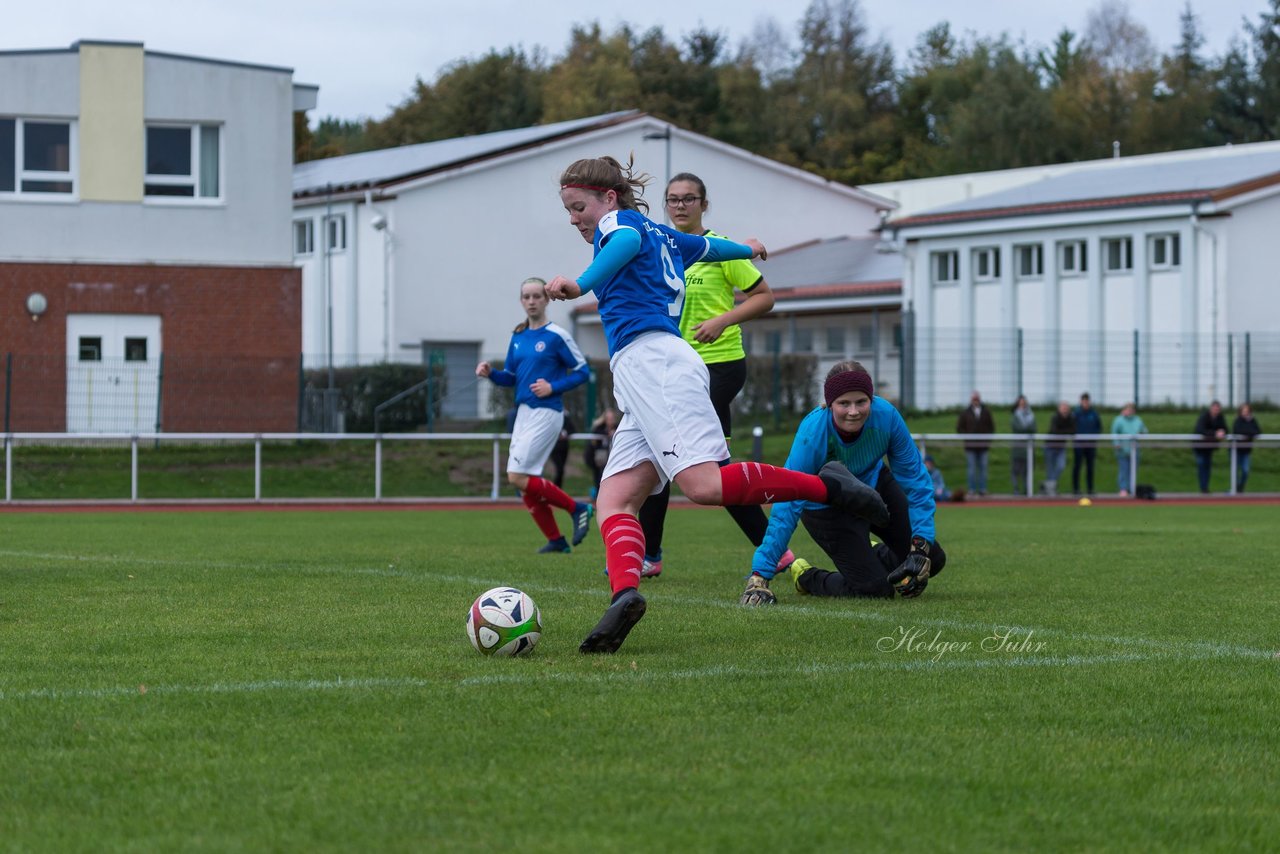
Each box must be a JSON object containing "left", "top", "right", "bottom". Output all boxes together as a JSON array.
[{"left": 665, "top": 195, "right": 703, "bottom": 208}]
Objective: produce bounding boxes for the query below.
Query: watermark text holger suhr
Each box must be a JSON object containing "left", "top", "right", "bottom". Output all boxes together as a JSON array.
[{"left": 877, "top": 626, "right": 1049, "bottom": 662}]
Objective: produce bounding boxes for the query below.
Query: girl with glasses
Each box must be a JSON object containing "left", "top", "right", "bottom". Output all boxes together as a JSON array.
[{"left": 638, "top": 172, "right": 793, "bottom": 584}]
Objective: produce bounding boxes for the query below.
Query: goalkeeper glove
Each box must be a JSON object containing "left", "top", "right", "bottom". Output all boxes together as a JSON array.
[
  {"left": 887, "top": 536, "right": 932, "bottom": 598},
  {"left": 739, "top": 573, "right": 777, "bottom": 606}
]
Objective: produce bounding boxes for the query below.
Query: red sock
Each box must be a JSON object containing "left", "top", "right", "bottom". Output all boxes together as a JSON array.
[
  {"left": 524, "top": 476, "right": 576, "bottom": 512},
  {"left": 522, "top": 491, "right": 562, "bottom": 540},
  {"left": 600, "top": 514, "right": 645, "bottom": 596},
  {"left": 720, "top": 462, "right": 827, "bottom": 505}
]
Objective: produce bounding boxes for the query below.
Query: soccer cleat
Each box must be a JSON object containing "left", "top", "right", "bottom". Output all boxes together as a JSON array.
[
  {"left": 775, "top": 549, "right": 797, "bottom": 574},
  {"left": 788, "top": 557, "right": 814, "bottom": 594},
  {"left": 538, "top": 537, "right": 571, "bottom": 554},
  {"left": 570, "top": 502, "right": 594, "bottom": 547},
  {"left": 640, "top": 552, "right": 663, "bottom": 578},
  {"left": 818, "top": 461, "right": 889, "bottom": 527},
  {"left": 579, "top": 588, "right": 647, "bottom": 654},
  {"left": 739, "top": 573, "right": 777, "bottom": 606}
]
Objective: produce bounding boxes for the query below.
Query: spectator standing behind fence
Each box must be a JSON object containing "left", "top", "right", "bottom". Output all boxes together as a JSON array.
[
  {"left": 1043, "top": 401, "right": 1075, "bottom": 496},
  {"left": 1232, "top": 403, "right": 1262, "bottom": 492},
  {"left": 1072, "top": 392, "right": 1102, "bottom": 496},
  {"left": 1111, "top": 402, "right": 1148, "bottom": 497},
  {"left": 956, "top": 391, "right": 995, "bottom": 496},
  {"left": 1010, "top": 395, "right": 1036, "bottom": 495},
  {"left": 584, "top": 407, "right": 621, "bottom": 499},
  {"left": 1192, "top": 400, "right": 1228, "bottom": 494}
]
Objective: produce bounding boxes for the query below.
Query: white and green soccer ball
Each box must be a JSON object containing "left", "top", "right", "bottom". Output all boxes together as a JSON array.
[{"left": 466, "top": 587, "right": 542, "bottom": 657}]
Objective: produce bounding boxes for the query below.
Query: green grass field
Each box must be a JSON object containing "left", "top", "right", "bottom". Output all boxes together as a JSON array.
[{"left": 1, "top": 503, "right": 1276, "bottom": 852}]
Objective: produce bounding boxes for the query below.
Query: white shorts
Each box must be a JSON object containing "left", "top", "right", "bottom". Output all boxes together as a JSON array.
[
  {"left": 508, "top": 405, "right": 565, "bottom": 476},
  {"left": 603, "top": 332, "right": 729, "bottom": 494}
]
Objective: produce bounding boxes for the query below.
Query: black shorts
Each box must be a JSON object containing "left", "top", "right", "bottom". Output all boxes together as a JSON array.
[{"left": 706, "top": 358, "right": 747, "bottom": 439}]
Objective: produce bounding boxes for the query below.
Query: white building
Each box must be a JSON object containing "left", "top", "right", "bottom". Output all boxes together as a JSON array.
[
  {"left": 1, "top": 40, "right": 315, "bottom": 432},
  {"left": 882, "top": 144, "right": 1280, "bottom": 409},
  {"left": 291, "top": 111, "right": 894, "bottom": 418}
]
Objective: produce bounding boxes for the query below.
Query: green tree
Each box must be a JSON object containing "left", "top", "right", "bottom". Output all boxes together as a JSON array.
[
  {"left": 542, "top": 23, "right": 641, "bottom": 121},
  {"left": 1247, "top": 0, "right": 1280, "bottom": 138},
  {"left": 1149, "top": 4, "right": 1217, "bottom": 151}
]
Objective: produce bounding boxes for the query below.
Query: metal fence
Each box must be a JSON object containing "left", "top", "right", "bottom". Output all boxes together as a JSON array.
[
  {"left": 3, "top": 431, "right": 1273, "bottom": 504},
  {"left": 905, "top": 325, "right": 1280, "bottom": 410},
  {"left": 5, "top": 327, "right": 1278, "bottom": 433}
]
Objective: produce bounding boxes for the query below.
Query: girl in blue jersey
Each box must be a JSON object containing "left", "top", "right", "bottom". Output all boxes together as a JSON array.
[
  {"left": 477, "top": 277, "right": 594, "bottom": 554},
  {"left": 748, "top": 361, "right": 947, "bottom": 599},
  {"left": 547, "top": 156, "right": 889, "bottom": 653}
]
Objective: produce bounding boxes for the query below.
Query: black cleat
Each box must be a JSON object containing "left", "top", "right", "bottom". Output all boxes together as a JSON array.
[
  {"left": 579, "top": 588, "right": 647, "bottom": 654},
  {"left": 818, "top": 461, "right": 889, "bottom": 527}
]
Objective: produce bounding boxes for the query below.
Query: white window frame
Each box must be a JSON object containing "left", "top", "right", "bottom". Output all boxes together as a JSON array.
[
  {"left": 1015, "top": 243, "right": 1044, "bottom": 279},
  {"left": 1103, "top": 237, "right": 1133, "bottom": 273},
  {"left": 824, "top": 326, "right": 845, "bottom": 355},
  {"left": 144, "top": 123, "right": 222, "bottom": 203},
  {"left": 932, "top": 250, "right": 959, "bottom": 285},
  {"left": 0, "top": 117, "right": 78, "bottom": 199},
  {"left": 1149, "top": 233, "right": 1181, "bottom": 270},
  {"left": 1059, "top": 240, "right": 1087, "bottom": 276},
  {"left": 324, "top": 214, "right": 347, "bottom": 253},
  {"left": 293, "top": 219, "right": 315, "bottom": 256},
  {"left": 856, "top": 325, "right": 875, "bottom": 354},
  {"left": 973, "top": 246, "right": 1001, "bottom": 282}
]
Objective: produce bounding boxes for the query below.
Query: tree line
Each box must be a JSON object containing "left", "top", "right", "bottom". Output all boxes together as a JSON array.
[{"left": 294, "top": 0, "right": 1280, "bottom": 185}]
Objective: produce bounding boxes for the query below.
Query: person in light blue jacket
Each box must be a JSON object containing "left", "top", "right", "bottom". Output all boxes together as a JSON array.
[
  {"left": 746, "top": 361, "right": 947, "bottom": 600},
  {"left": 1110, "top": 402, "right": 1147, "bottom": 497}
]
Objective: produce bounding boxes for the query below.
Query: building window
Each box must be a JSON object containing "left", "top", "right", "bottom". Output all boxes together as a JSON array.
[
  {"left": 124, "top": 338, "right": 148, "bottom": 362},
  {"left": 1104, "top": 237, "right": 1133, "bottom": 273},
  {"left": 1059, "top": 240, "right": 1087, "bottom": 276},
  {"left": 764, "top": 330, "right": 782, "bottom": 354},
  {"left": 145, "top": 124, "right": 220, "bottom": 198},
  {"left": 1150, "top": 233, "right": 1181, "bottom": 270},
  {"left": 325, "top": 214, "right": 347, "bottom": 252},
  {"left": 857, "top": 325, "right": 875, "bottom": 353},
  {"left": 932, "top": 250, "right": 959, "bottom": 284},
  {"left": 825, "top": 326, "right": 845, "bottom": 354},
  {"left": 294, "top": 219, "right": 315, "bottom": 255},
  {"left": 1015, "top": 244, "right": 1044, "bottom": 278},
  {"left": 793, "top": 327, "right": 814, "bottom": 353},
  {"left": 892, "top": 324, "right": 903, "bottom": 350},
  {"left": 0, "top": 117, "right": 75, "bottom": 195},
  {"left": 973, "top": 247, "right": 1000, "bottom": 282},
  {"left": 78, "top": 337, "right": 102, "bottom": 362}
]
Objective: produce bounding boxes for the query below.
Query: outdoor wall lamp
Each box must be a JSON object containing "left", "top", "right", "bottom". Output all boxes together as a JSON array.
[{"left": 26, "top": 292, "right": 48, "bottom": 321}]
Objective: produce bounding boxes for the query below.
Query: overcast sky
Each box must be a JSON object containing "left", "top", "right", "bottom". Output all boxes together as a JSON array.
[{"left": 7, "top": 0, "right": 1271, "bottom": 121}]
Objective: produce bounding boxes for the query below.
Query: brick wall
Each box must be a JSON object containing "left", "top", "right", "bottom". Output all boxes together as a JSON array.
[{"left": 0, "top": 262, "right": 301, "bottom": 432}]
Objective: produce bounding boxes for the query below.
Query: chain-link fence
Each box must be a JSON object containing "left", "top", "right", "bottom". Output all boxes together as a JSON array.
[
  {"left": 5, "top": 328, "right": 1276, "bottom": 434},
  {"left": 906, "top": 324, "right": 1280, "bottom": 410}
]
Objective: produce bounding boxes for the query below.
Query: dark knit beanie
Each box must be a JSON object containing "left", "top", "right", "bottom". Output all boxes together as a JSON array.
[{"left": 823, "top": 370, "right": 874, "bottom": 406}]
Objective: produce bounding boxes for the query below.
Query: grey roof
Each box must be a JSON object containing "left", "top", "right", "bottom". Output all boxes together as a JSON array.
[
  {"left": 903, "top": 148, "right": 1280, "bottom": 223},
  {"left": 759, "top": 235, "right": 902, "bottom": 289},
  {"left": 293, "top": 111, "right": 639, "bottom": 197}
]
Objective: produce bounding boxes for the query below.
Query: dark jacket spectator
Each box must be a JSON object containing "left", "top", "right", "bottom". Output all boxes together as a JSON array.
[{"left": 955, "top": 392, "right": 996, "bottom": 453}]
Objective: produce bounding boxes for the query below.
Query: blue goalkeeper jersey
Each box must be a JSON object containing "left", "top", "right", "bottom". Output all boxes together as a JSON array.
[
  {"left": 486, "top": 322, "right": 589, "bottom": 410},
  {"left": 751, "top": 397, "right": 936, "bottom": 576}
]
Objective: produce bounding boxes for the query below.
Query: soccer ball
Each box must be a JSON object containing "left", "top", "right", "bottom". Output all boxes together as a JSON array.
[{"left": 466, "top": 587, "right": 542, "bottom": 656}]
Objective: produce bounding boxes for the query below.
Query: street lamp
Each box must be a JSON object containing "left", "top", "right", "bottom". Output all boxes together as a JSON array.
[{"left": 643, "top": 125, "right": 672, "bottom": 219}]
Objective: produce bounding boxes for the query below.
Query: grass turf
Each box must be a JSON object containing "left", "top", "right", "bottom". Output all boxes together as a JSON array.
[{"left": 0, "top": 503, "right": 1276, "bottom": 852}]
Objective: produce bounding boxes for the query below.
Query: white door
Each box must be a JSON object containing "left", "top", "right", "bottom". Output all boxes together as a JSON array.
[{"left": 66, "top": 314, "right": 162, "bottom": 433}]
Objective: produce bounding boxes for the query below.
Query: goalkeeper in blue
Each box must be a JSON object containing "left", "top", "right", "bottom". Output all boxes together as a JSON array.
[{"left": 740, "top": 361, "right": 947, "bottom": 605}]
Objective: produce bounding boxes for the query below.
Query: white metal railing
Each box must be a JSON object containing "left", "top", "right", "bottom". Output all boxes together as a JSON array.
[{"left": 0, "top": 431, "right": 1272, "bottom": 503}]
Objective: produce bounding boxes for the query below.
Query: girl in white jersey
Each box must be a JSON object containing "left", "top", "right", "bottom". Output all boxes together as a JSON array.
[{"left": 547, "top": 155, "right": 889, "bottom": 655}]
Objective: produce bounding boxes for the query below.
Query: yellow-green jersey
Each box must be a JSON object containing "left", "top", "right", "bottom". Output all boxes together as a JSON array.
[{"left": 678, "top": 229, "right": 764, "bottom": 365}]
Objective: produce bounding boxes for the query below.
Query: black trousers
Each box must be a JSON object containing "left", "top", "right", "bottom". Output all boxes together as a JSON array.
[
  {"left": 795, "top": 467, "right": 947, "bottom": 598},
  {"left": 639, "top": 358, "right": 768, "bottom": 557},
  {"left": 1072, "top": 446, "right": 1097, "bottom": 494}
]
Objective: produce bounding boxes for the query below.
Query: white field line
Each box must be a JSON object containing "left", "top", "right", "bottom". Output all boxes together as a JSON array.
[
  {"left": 0, "top": 648, "right": 1250, "bottom": 703},
  {"left": 1, "top": 548, "right": 1273, "bottom": 701}
]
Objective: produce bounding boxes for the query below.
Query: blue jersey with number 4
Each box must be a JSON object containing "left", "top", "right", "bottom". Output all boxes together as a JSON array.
[{"left": 593, "top": 209, "right": 712, "bottom": 356}]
